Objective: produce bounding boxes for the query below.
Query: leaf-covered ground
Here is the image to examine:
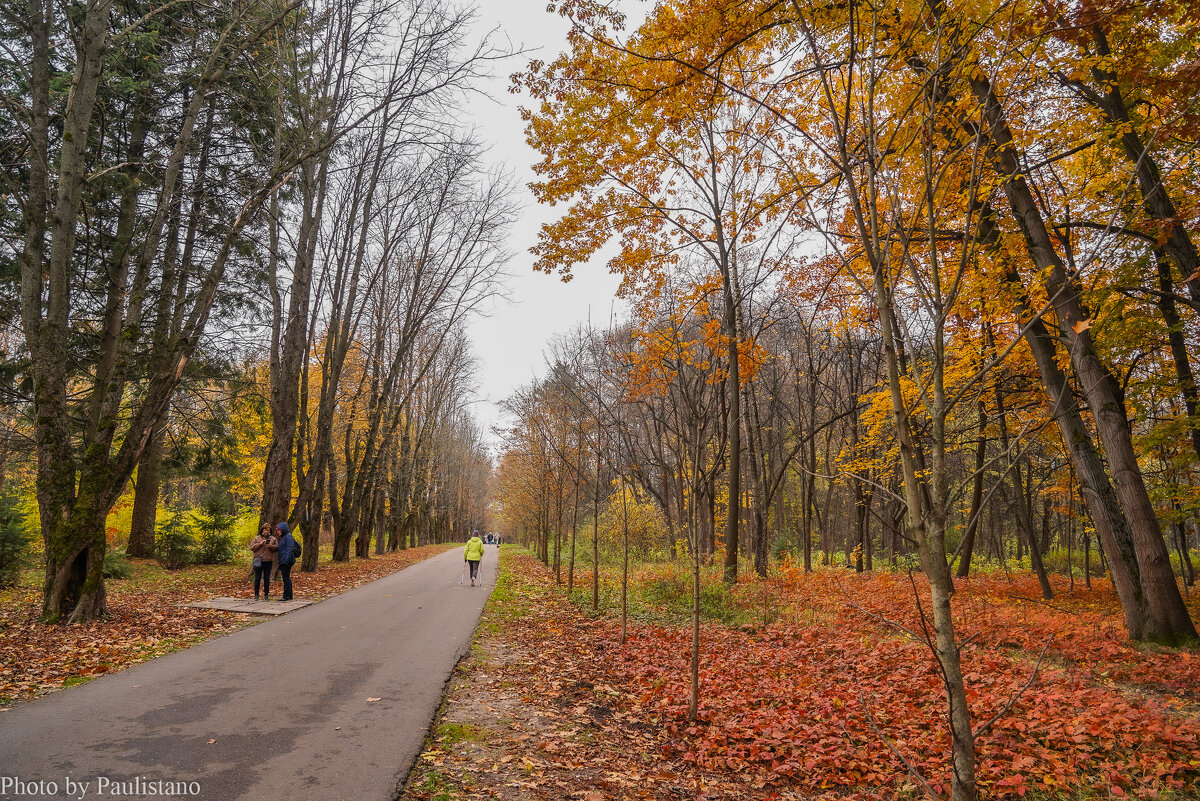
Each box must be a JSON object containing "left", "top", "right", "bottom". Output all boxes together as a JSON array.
[
  {"left": 405, "top": 552, "right": 1200, "bottom": 800},
  {"left": 0, "top": 544, "right": 453, "bottom": 708},
  {"left": 403, "top": 549, "right": 781, "bottom": 801}
]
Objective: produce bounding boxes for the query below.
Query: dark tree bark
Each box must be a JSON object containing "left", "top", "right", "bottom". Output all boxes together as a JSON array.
[
  {"left": 128, "top": 417, "right": 168, "bottom": 559},
  {"left": 966, "top": 70, "right": 1195, "bottom": 642}
]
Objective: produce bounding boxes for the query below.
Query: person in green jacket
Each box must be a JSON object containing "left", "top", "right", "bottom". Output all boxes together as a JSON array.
[{"left": 464, "top": 531, "right": 485, "bottom": 586}]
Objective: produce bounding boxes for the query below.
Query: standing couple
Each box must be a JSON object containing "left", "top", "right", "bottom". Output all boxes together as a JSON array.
[{"left": 250, "top": 522, "right": 302, "bottom": 601}]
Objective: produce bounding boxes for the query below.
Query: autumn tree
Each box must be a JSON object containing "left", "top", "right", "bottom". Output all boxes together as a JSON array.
[
  {"left": 6, "top": 0, "right": 332, "bottom": 621},
  {"left": 519, "top": 6, "right": 810, "bottom": 582}
]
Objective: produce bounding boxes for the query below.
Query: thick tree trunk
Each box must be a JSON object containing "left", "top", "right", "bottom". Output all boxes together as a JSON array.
[
  {"left": 968, "top": 71, "right": 1196, "bottom": 642},
  {"left": 128, "top": 416, "right": 168, "bottom": 558},
  {"left": 261, "top": 156, "right": 322, "bottom": 528},
  {"left": 329, "top": 454, "right": 352, "bottom": 562},
  {"left": 982, "top": 217, "right": 1152, "bottom": 635},
  {"left": 27, "top": 1, "right": 114, "bottom": 622},
  {"left": 43, "top": 466, "right": 112, "bottom": 623}
]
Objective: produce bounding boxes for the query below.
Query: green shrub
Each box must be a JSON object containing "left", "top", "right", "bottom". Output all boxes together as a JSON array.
[
  {"left": 0, "top": 489, "right": 31, "bottom": 588},
  {"left": 641, "top": 568, "right": 747, "bottom": 625},
  {"left": 102, "top": 547, "right": 135, "bottom": 579},
  {"left": 155, "top": 506, "right": 194, "bottom": 570},
  {"left": 192, "top": 491, "right": 238, "bottom": 565}
]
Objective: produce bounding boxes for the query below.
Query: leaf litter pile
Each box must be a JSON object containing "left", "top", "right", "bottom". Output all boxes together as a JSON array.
[
  {"left": 404, "top": 552, "right": 1200, "bottom": 801},
  {"left": 0, "top": 544, "right": 452, "bottom": 707}
]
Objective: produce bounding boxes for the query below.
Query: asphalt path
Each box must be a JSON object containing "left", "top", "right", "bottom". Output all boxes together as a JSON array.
[{"left": 0, "top": 546, "right": 498, "bottom": 801}]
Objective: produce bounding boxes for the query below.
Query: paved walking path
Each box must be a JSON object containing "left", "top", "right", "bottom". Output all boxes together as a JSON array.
[{"left": 0, "top": 546, "right": 499, "bottom": 801}]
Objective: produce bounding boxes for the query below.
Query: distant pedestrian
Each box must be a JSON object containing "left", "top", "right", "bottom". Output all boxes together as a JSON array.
[
  {"left": 249, "top": 523, "right": 279, "bottom": 600},
  {"left": 275, "top": 521, "right": 300, "bottom": 601},
  {"left": 464, "top": 531, "right": 485, "bottom": 587}
]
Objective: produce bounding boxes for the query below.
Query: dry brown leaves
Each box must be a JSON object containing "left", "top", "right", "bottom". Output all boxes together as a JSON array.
[
  {"left": 401, "top": 552, "right": 796, "bottom": 801},
  {"left": 0, "top": 544, "right": 452, "bottom": 708}
]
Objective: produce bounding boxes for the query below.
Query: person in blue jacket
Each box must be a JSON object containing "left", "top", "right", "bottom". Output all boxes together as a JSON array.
[{"left": 274, "top": 521, "right": 300, "bottom": 601}]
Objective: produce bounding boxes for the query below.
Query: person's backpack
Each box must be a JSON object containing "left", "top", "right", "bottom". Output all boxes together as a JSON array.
[{"left": 294, "top": 538, "right": 302, "bottom": 560}]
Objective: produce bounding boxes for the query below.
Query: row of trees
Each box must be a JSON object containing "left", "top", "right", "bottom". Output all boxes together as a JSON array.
[
  {"left": 496, "top": 1, "right": 1200, "bottom": 799},
  {"left": 2, "top": 0, "right": 502, "bottom": 621}
]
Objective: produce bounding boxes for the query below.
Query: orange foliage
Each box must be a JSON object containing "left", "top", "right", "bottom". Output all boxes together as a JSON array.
[{"left": 610, "top": 570, "right": 1200, "bottom": 799}]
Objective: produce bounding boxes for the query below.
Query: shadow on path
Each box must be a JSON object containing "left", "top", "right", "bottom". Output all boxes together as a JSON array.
[{"left": 0, "top": 546, "right": 499, "bottom": 801}]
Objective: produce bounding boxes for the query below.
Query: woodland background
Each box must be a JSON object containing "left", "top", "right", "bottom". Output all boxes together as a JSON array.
[{"left": 1, "top": 1, "right": 1199, "bottom": 799}]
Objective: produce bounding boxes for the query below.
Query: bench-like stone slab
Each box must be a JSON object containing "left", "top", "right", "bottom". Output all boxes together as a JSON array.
[{"left": 183, "top": 596, "right": 314, "bottom": 615}]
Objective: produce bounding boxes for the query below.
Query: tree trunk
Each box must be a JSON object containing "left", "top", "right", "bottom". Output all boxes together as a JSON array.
[
  {"left": 27, "top": 1, "right": 115, "bottom": 622},
  {"left": 957, "top": 398, "right": 987, "bottom": 578},
  {"left": 128, "top": 416, "right": 168, "bottom": 559},
  {"left": 1154, "top": 252, "right": 1200, "bottom": 465},
  {"left": 568, "top": 482, "right": 579, "bottom": 594},
  {"left": 968, "top": 69, "right": 1195, "bottom": 641},
  {"left": 993, "top": 383, "right": 1053, "bottom": 599},
  {"left": 1085, "top": 25, "right": 1200, "bottom": 309},
  {"left": 870, "top": 261, "right": 978, "bottom": 800},
  {"left": 592, "top": 443, "right": 601, "bottom": 611},
  {"left": 722, "top": 305, "right": 741, "bottom": 584}
]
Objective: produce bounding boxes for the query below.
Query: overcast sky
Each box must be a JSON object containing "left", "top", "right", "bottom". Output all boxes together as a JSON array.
[{"left": 462, "top": 2, "right": 625, "bottom": 451}]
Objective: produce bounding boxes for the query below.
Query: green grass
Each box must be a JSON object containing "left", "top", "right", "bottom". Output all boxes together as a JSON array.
[
  {"left": 435, "top": 722, "right": 486, "bottom": 745},
  {"left": 415, "top": 769, "right": 454, "bottom": 801},
  {"left": 483, "top": 546, "right": 534, "bottom": 625},
  {"left": 531, "top": 550, "right": 758, "bottom": 627}
]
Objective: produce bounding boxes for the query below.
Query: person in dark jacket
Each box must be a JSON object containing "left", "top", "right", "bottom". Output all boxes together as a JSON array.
[{"left": 275, "top": 521, "right": 299, "bottom": 601}]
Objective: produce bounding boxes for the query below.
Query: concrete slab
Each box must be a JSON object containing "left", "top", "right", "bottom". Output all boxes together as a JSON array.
[{"left": 182, "top": 596, "right": 314, "bottom": 615}]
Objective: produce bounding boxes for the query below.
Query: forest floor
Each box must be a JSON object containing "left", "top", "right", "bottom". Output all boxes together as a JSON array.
[
  {"left": 402, "top": 550, "right": 1200, "bottom": 801},
  {"left": 0, "top": 543, "right": 454, "bottom": 708}
]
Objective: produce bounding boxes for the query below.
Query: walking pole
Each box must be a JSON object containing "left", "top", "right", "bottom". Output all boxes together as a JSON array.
[{"left": 460, "top": 561, "right": 465, "bottom": 585}]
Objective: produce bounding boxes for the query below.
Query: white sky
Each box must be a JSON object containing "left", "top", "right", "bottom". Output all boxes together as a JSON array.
[{"left": 461, "top": 2, "right": 625, "bottom": 451}]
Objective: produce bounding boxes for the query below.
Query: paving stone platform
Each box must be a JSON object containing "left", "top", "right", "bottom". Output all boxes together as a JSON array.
[{"left": 183, "top": 596, "right": 315, "bottom": 615}]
